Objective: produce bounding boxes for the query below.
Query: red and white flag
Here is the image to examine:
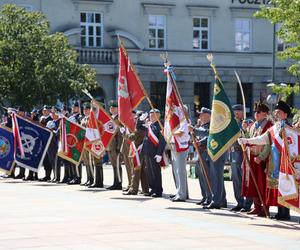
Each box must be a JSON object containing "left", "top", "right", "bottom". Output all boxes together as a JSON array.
[
  {"left": 118, "top": 44, "right": 146, "bottom": 132},
  {"left": 278, "top": 126, "right": 300, "bottom": 213},
  {"left": 84, "top": 100, "right": 117, "bottom": 158},
  {"left": 11, "top": 112, "right": 25, "bottom": 159}
]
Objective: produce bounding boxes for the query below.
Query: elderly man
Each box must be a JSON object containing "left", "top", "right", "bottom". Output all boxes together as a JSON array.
[
  {"left": 190, "top": 107, "right": 212, "bottom": 206},
  {"left": 238, "top": 100, "right": 291, "bottom": 220},
  {"left": 230, "top": 104, "right": 252, "bottom": 212},
  {"left": 242, "top": 102, "right": 273, "bottom": 216}
]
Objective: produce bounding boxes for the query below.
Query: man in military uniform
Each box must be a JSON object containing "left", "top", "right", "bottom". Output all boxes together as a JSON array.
[
  {"left": 39, "top": 105, "right": 53, "bottom": 181},
  {"left": 230, "top": 104, "right": 252, "bottom": 212},
  {"left": 242, "top": 102, "right": 273, "bottom": 216},
  {"left": 238, "top": 100, "right": 291, "bottom": 220},
  {"left": 15, "top": 106, "right": 27, "bottom": 179},
  {"left": 142, "top": 109, "right": 166, "bottom": 197},
  {"left": 107, "top": 100, "right": 123, "bottom": 190},
  {"left": 80, "top": 102, "right": 94, "bottom": 186},
  {"left": 190, "top": 107, "right": 212, "bottom": 206},
  {"left": 123, "top": 111, "right": 149, "bottom": 195},
  {"left": 67, "top": 101, "right": 82, "bottom": 185}
]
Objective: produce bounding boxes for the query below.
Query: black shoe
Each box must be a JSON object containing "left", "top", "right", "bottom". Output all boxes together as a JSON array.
[
  {"left": 15, "top": 174, "right": 25, "bottom": 179},
  {"left": 39, "top": 177, "right": 51, "bottom": 182},
  {"left": 24, "top": 176, "right": 34, "bottom": 181},
  {"left": 230, "top": 205, "right": 243, "bottom": 212},
  {"left": 88, "top": 184, "right": 104, "bottom": 188},
  {"left": 68, "top": 178, "right": 81, "bottom": 185},
  {"left": 240, "top": 207, "right": 250, "bottom": 213},
  {"left": 122, "top": 187, "right": 130, "bottom": 192},
  {"left": 220, "top": 203, "right": 228, "bottom": 209},
  {"left": 169, "top": 194, "right": 176, "bottom": 199},
  {"left": 196, "top": 198, "right": 206, "bottom": 205},
  {"left": 143, "top": 192, "right": 152, "bottom": 196},
  {"left": 151, "top": 193, "right": 162, "bottom": 198},
  {"left": 203, "top": 203, "right": 220, "bottom": 209},
  {"left": 271, "top": 213, "right": 291, "bottom": 221},
  {"left": 123, "top": 190, "right": 137, "bottom": 195},
  {"left": 172, "top": 198, "right": 185, "bottom": 202}
]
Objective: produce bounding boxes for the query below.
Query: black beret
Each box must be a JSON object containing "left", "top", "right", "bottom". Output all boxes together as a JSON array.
[
  {"left": 72, "top": 102, "right": 79, "bottom": 108},
  {"left": 275, "top": 100, "right": 291, "bottom": 116},
  {"left": 82, "top": 102, "right": 91, "bottom": 109}
]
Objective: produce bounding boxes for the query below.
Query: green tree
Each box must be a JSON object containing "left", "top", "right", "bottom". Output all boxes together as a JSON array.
[
  {"left": 255, "top": 0, "right": 300, "bottom": 113},
  {"left": 0, "top": 4, "right": 97, "bottom": 109},
  {"left": 255, "top": 0, "right": 300, "bottom": 78}
]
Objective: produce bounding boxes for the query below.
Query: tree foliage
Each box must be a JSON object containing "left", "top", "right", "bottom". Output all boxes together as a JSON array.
[
  {"left": 0, "top": 4, "right": 97, "bottom": 109},
  {"left": 255, "top": 0, "right": 300, "bottom": 78}
]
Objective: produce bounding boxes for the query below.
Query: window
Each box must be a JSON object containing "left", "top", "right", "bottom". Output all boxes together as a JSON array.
[
  {"left": 236, "top": 82, "right": 252, "bottom": 116},
  {"left": 150, "top": 82, "right": 167, "bottom": 113},
  {"left": 148, "top": 15, "right": 166, "bottom": 49},
  {"left": 194, "top": 82, "right": 211, "bottom": 117},
  {"left": 80, "top": 12, "right": 103, "bottom": 47},
  {"left": 235, "top": 18, "right": 251, "bottom": 52},
  {"left": 276, "top": 24, "right": 289, "bottom": 52},
  {"left": 193, "top": 17, "right": 209, "bottom": 50}
]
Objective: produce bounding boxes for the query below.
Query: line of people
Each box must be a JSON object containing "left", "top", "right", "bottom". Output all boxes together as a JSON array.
[{"left": 0, "top": 99, "right": 297, "bottom": 221}]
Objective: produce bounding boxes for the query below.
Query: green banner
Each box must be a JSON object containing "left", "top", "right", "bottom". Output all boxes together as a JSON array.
[{"left": 208, "top": 77, "right": 240, "bottom": 161}]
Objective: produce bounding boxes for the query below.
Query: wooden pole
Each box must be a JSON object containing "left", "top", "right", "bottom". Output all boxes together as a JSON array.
[{"left": 167, "top": 69, "right": 213, "bottom": 194}]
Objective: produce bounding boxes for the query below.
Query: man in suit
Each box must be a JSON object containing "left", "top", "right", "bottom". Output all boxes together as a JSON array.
[
  {"left": 142, "top": 109, "right": 166, "bottom": 197},
  {"left": 107, "top": 100, "right": 123, "bottom": 190}
]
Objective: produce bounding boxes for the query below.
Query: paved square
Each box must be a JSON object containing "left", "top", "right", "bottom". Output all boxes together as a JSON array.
[{"left": 0, "top": 165, "right": 299, "bottom": 250}]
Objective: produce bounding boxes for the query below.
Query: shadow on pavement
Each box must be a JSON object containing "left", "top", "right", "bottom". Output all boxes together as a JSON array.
[
  {"left": 77, "top": 189, "right": 107, "bottom": 193},
  {"left": 251, "top": 222, "right": 300, "bottom": 230},
  {"left": 110, "top": 197, "right": 153, "bottom": 202}
]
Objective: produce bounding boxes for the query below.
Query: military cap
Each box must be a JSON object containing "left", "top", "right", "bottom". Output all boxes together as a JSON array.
[
  {"left": 43, "top": 105, "right": 51, "bottom": 110},
  {"left": 17, "top": 106, "right": 25, "bottom": 112},
  {"left": 275, "top": 100, "right": 291, "bottom": 116},
  {"left": 31, "top": 108, "right": 38, "bottom": 114},
  {"left": 72, "top": 101, "right": 79, "bottom": 108},
  {"left": 254, "top": 102, "right": 269, "bottom": 113},
  {"left": 82, "top": 102, "right": 91, "bottom": 109},
  {"left": 62, "top": 105, "right": 68, "bottom": 111},
  {"left": 232, "top": 104, "right": 244, "bottom": 111},
  {"left": 108, "top": 100, "right": 118, "bottom": 108},
  {"left": 149, "top": 108, "right": 160, "bottom": 114},
  {"left": 198, "top": 107, "right": 211, "bottom": 115}
]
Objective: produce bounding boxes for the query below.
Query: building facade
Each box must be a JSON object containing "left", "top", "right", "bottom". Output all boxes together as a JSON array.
[{"left": 1, "top": 0, "right": 298, "bottom": 118}]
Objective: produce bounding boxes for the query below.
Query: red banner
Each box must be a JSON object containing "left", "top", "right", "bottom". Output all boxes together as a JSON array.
[{"left": 118, "top": 44, "right": 145, "bottom": 131}]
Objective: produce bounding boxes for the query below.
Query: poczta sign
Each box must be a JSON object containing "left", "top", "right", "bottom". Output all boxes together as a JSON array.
[{"left": 231, "top": 0, "right": 271, "bottom": 4}]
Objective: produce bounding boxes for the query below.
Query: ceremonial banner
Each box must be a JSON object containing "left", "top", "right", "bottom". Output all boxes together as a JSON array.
[
  {"left": 12, "top": 114, "right": 53, "bottom": 172},
  {"left": 164, "top": 69, "right": 181, "bottom": 143},
  {"left": 118, "top": 44, "right": 146, "bottom": 131},
  {"left": 208, "top": 77, "right": 240, "bottom": 161},
  {"left": 84, "top": 100, "right": 117, "bottom": 158},
  {"left": 0, "top": 125, "right": 15, "bottom": 173},
  {"left": 58, "top": 117, "right": 85, "bottom": 166},
  {"left": 278, "top": 126, "right": 300, "bottom": 213}
]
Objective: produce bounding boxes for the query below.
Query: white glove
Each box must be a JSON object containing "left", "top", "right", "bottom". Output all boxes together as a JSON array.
[
  {"left": 154, "top": 155, "right": 162, "bottom": 163},
  {"left": 119, "top": 127, "right": 126, "bottom": 134},
  {"left": 237, "top": 138, "right": 248, "bottom": 145}
]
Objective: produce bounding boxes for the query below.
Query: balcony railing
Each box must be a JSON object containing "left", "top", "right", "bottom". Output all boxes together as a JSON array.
[{"left": 76, "top": 47, "right": 116, "bottom": 64}]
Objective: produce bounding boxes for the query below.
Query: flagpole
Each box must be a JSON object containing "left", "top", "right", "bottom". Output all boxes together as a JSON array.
[
  {"left": 232, "top": 63, "right": 269, "bottom": 218},
  {"left": 163, "top": 57, "right": 212, "bottom": 195}
]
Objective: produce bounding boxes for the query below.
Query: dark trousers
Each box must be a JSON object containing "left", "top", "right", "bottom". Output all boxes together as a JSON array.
[{"left": 145, "top": 156, "right": 162, "bottom": 195}]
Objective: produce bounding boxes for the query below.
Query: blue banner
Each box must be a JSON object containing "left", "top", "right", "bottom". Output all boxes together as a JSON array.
[
  {"left": 15, "top": 116, "right": 53, "bottom": 172},
  {"left": 0, "top": 126, "right": 15, "bottom": 173}
]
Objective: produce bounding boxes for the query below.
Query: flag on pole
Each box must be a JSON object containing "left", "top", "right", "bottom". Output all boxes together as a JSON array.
[
  {"left": 278, "top": 126, "right": 300, "bottom": 213},
  {"left": 208, "top": 76, "right": 240, "bottom": 161},
  {"left": 164, "top": 70, "right": 181, "bottom": 143},
  {"left": 118, "top": 43, "right": 146, "bottom": 131},
  {"left": 0, "top": 125, "right": 15, "bottom": 173},
  {"left": 84, "top": 100, "right": 117, "bottom": 158},
  {"left": 58, "top": 117, "right": 85, "bottom": 166},
  {"left": 12, "top": 114, "right": 53, "bottom": 172}
]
